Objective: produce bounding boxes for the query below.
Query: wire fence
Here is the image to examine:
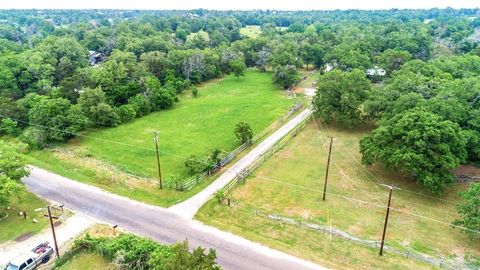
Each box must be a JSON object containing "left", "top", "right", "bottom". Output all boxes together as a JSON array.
[
  {"left": 176, "top": 100, "right": 305, "bottom": 191},
  {"left": 252, "top": 210, "right": 472, "bottom": 270},
  {"left": 216, "top": 110, "right": 312, "bottom": 199}
]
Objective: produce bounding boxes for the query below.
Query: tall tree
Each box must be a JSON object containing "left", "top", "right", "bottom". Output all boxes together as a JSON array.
[
  {"left": 360, "top": 108, "right": 467, "bottom": 194},
  {"left": 313, "top": 69, "right": 371, "bottom": 126}
]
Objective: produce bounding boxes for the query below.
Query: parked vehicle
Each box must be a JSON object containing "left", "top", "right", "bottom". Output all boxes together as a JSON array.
[{"left": 4, "top": 242, "right": 53, "bottom": 270}]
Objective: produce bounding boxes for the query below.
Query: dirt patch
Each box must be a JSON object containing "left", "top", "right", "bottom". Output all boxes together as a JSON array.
[
  {"left": 455, "top": 164, "right": 480, "bottom": 177},
  {"left": 15, "top": 232, "right": 33, "bottom": 242},
  {"left": 54, "top": 221, "right": 62, "bottom": 227},
  {"left": 293, "top": 86, "right": 304, "bottom": 94}
]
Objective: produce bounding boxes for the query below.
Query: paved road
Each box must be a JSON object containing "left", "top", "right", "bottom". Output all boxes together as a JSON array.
[
  {"left": 24, "top": 167, "right": 327, "bottom": 270},
  {"left": 169, "top": 108, "right": 313, "bottom": 218}
]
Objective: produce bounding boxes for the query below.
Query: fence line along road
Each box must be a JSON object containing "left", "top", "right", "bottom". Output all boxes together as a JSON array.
[
  {"left": 168, "top": 107, "right": 312, "bottom": 219},
  {"left": 179, "top": 100, "right": 304, "bottom": 191},
  {"left": 219, "top": 113, "right": 311, "bottom": 200}
]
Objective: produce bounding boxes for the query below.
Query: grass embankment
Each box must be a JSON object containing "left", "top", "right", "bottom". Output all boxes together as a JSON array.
[
  {"left": 0, "top": 188, "right": 49, "bottom": 243},
  {"left": 28, "top": 70, "right": 294, "bottom": 206},
  {"left": 196, "top": 122, "right": 479, "bottom": 269}
]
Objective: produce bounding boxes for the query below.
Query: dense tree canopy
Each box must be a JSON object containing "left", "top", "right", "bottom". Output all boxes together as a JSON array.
[
  {"left": 360, "top": 109, "right": 467, "bottom": 193},
  {"left": 313, "top": 69, "right": 371, "bottom": 126}
]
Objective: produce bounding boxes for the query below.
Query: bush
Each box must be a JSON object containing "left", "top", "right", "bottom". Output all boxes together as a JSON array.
[
  {"left": 0, "top": 118, "right": 19, "bottom": 135},
  {"left": 19, "top": 127, "right": 47, "bottom": 149},
  {"left": 149, "top": 87, "right": 175, "bottom": 111},
  {"left": 184, "top": 155, "right": 206, "bottom": 176},
  {"left": 273, "top": 65, "right": 300, "bottom": 89},
  {"left": 66, "top": 234, "right": 220, "bottom": 270},
  {"left": 234, "top": 122, "right": 253, "bottom": 144},
  {"left": 115, "top": 104, "right": 137, "bottom": 123},
  {"left": 191, "top": 86, "right": 198, "bottom": 97},
  {"left": 128, "top": 94, "right": 151, "bottom": 117}
]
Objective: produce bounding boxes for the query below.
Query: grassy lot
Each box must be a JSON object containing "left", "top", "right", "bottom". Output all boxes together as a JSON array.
[
  {"left": 196, "top": 121, "right": 480, "bottom": 269},
  {"left": 0, "top": 188, "right": 49, "bottom": 243},
  {"left": 28, "top": 70, "right": 294, "bottom": 206},
  {"left": 57, "top": 252, "right": 112, "bottom": 270},
  {"left": 240, "top": 25, "right": 261, "bottom": 38}
]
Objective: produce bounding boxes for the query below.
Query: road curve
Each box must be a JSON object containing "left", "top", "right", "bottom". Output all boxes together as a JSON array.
[
  {"left": 169, "top": 108, "right": 312, "bottom": 219},
  {"left": 24, "top": 167, "right": 327, "bottom": 270}
]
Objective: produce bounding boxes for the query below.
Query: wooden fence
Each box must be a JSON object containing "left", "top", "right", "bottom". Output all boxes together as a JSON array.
[
  {"left": 217, "top": 111, "right": 312, "bottom": 200},
  {"left": 176, "top": 100, "right": 304, "bottom": 191}
]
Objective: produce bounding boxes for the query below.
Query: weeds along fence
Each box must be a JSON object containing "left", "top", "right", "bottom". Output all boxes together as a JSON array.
[
  {"left": 216, "top": 111, "right": 312, "bottom": 200},
  {"left": 253, "top": 211, "right": 469, "bottom": 270},
  {"left": 177, "top": 100, "right": 304, "bottom": 191}
]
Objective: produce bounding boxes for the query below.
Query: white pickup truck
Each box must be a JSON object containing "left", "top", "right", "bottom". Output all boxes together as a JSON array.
[{"left": 4, "top": 242, "right": 53, "bottom": 270}]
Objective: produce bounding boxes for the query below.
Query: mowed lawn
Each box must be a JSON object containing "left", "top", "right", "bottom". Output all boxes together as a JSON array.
[
  {"left": 28, "top": 70, "right": 294, "bottom": 206},
  {"left": 0, "top": 188, "right": 49, "bottom": 243},
  {"left": 197, "top": 121, "right": 480, "bottom": 270}
]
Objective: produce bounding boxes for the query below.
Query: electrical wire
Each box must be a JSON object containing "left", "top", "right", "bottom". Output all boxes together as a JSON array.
[
  {"left": 257, "top": 175, "right": 480, "bottom": 235},
  {"left": 312, "top": 116, "right": 459, "bottom": 205},
  {"left": 0, "top": 113, "right": 212, "bottom": 165}
]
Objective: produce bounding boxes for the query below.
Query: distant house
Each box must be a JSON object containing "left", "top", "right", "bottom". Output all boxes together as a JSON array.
[
  {"left": 324, "top": 63, "right": 334, "bottom": 72},
  {"left": 88, "top": 51, "right": 105, "bottom": 66},
  {"left": 366, "top": 66, "right": 386, "bottom": 77}
]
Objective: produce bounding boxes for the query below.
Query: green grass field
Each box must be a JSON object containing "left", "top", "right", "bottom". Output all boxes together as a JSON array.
[
  {"left": 0, "top": 188, "right": 49, "bottom": 243},
  {"left": 196, "top": 121, "right": 480, "bottom": 269},
  {"left": 240, "top": 25, "right": 261, "bottom": 38},
  {"left": 57, "top": 252, "right": 112, "bottom": 270},
  {"left": 28, "top": 70, "right": 294, "bottom": 206}
]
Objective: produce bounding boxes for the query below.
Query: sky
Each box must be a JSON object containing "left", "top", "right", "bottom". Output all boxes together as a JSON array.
[{"left": 1, "top": 0, "right": 479, "bottom": 10}]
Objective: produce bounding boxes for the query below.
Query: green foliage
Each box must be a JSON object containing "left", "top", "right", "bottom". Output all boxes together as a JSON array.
[
  {"left": 313, "top": 69, "right": 371, "bottom": 126},
  {"left": 185, "top": 155, "right": 206, "bottom": 176},
  {"left": 374, "top": 49, "right": 412, "bottom": 76},
  {"left": 28, "top": 97, "right": 88, "bottom": 145},
  {"left": 77, "top": 87, "right": 119, "bottom": 127},
  {"left": 360, "top": 108, "right": 467, "bottom": 194},
  {"left": 234, "top": 121, "right": 253, "bottom": 144},
  {"left": 191, "top": 86, "right": 199, "bottom": 97},
  {"left": 454, "top": 183, "right": 480, "bottom": 239},
  {"left": 69, "top": 234, "right": 220, "bottom": 270},
  {"left": 0, "top": 118, "right": 19, "bottom": 135},
  {"left": 0, "top": 141, "right": 29, "bottom": 205},
  {"left": 229, "top": 58, "right": 246, "bottom": 77},
  {"left": 155, "top": 240, "right": 220, "bottom": 270},
  {"left": 115, "top": 104, "right": 137, "bottom": 123},
  {"left": 272, "top": 65, "right": 300, "bottom": 89}
]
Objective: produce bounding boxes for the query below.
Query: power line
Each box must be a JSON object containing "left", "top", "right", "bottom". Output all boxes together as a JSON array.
[
  {"left": 258, "top": 175, "right": 480, "bottom": 235},
  {"left": 313, "top": 117, "right": 458, "bottom": 205},
  {"left": 0, "top": 113, "right": 212, "bottom": 165}
]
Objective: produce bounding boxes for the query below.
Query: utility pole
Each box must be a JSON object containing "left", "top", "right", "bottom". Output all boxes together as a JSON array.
[
  {"left": 322, "top": 137, "right": 333, "bottom": 201},
  {"left": 379, "top": 185, "right": 394, "bottom": 256},
  {"left": 154, "top": 131, "right": 163, "bottom": 189},
  {"left": 47, "top": 206, "right": 60, "bottom": 257}
]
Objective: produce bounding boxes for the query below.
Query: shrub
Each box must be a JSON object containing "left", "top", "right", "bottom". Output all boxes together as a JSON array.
[{"left": 115, "top": 104, "right": 137, "bottom": 123}]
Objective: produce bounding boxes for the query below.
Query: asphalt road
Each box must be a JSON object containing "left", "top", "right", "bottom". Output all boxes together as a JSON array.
[{"left": 24, "top": 167, "right": 327, "bottom": 270}]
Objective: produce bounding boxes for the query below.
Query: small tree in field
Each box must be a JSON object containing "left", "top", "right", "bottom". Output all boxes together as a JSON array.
[
  {"left": 454, "top": 183, "right": 480, "bottom": 239},
  {"left": 230, "top": 58, "right": 246, "bottom": 77},
  {"left": 234, "top": 122, "right": 253, "bottom": 144}
]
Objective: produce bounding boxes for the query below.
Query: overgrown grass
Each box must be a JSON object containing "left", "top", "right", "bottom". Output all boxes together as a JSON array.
[
  {"left": 196, "top": 122, "right": 480, "bottom": 269},
  {"left": 0, "top": 188, "right": 49, "bottom": 243},
  {"left": 28, "top": 70, "right": 294, "bottom": 206}
]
